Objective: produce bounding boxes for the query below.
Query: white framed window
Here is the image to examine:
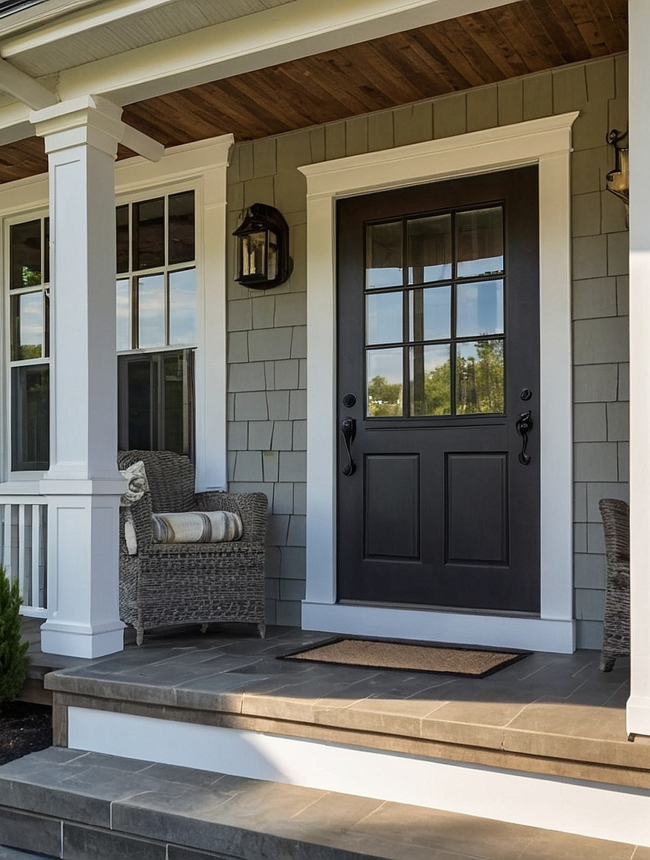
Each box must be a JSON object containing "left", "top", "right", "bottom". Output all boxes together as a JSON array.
[
  {"left": 0, "top": 133, "right": 232, "bottom": 490},
  {"left": 5, "top": 211, "right": 50, "bottom": 472},
  {"left": 115, "top": 186, "right": 197, "bottom": 458}
]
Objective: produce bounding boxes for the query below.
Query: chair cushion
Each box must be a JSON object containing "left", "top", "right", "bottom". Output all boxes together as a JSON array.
[
  {"left": 152, "top": 511, "right": 243, "bottom": 544},
  {"left": 120, "top": 460, "right": 149, "bottom": 504}
]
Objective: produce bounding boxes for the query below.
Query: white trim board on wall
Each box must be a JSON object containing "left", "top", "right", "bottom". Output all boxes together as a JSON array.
[{"left": 299, "top": 112, "right": 578, "bottom": 654}]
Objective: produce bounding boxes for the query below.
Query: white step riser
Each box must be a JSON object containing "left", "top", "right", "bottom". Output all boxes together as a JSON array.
[{"left": 70, "top": 706, "right": 650, "bottom": 847}]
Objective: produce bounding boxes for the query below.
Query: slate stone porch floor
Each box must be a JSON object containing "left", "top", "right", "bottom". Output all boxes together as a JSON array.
[
  {"left": 21, "top": 618, "right": 637, "bottom": 789},
  {"left": 3, "top": 619, "right": 647, "bottom": 860}
]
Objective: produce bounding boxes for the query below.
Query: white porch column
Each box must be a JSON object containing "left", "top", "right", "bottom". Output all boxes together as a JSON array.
[
  {"left": 627, "top": 1, "right": 650, "bottom": 736},
  {"left": 30, "top": 96, "right": 126, "bottom": 658}
]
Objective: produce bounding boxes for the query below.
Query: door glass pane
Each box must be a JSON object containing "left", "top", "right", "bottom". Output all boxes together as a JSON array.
[
  {"left": 366, "top": 347, "right": 403, "bottom": 417},
  {"left": 11, "top": 292, "right": 43, "bottom": 360},
  {"left": 116, "top": 278, "right": 131, "bottom": 351},
  {"left": 169, "top": 269, "right": 197, "bottom": 345},
  {"left": 456, "top": 339, "right": 504, "bottom": 415},
  {"left": 168, "top": 191, "right": 195, "bottom": 265},
  {"left": 137, "top": 273, "right": 165, "bottom": 348},
  {"left": 456, "top": 280, "right": 504, "bottom": 338},
  {"left": 409, "top": 286, "right": 451, "bottom": 342},
  {"left": 134, "top": 197, "right": 165, "bottom": 270},
  {"left": 10, "top": 220, "right": 41, "bottom": 289},
  {"left": 457, "top": 207, "right": 503, "bottom": 278},
  {"left": 366, "top": 221, "right": 402, "bottom": 289},
  {"left": 125, "top": 359, "right": 153, "bottom": 449},
  {"left": 407, "top": 214, "right": 452, "bottom": 284},
  {"left": 116, "top": 205, "right": 129, "bottom": 274},
  {"left": 410, "top": 344, "right": 451, "bottom": 416},
  {"left": 11, "top": 365, "right": 49, "bottom": 471},
  {"left": 366, "top": 291, "right": 402, "bottom": 345}
]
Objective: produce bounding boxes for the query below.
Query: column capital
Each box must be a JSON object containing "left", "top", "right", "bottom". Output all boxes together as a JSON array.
[{"left": 30, "top": 94, "right": 124, "bottom": 157}]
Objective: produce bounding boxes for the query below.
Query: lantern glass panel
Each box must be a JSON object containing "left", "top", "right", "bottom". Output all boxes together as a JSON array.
[
  {"left": 241, "top": 230, "right": 267, "bottom": 280},
  {"left": 268, "top": 228, "right": 279, "bottom": 281}
]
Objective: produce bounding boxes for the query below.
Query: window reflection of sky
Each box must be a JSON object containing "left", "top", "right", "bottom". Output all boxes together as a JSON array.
[
  {"left": 138, "top": 274, "right": 165, "bottom": 348},
  {"left": 116, "top": 279, "right": 130, "bottom": 351},
  {"left": 366, "top": 291, "right": 402, "bottom": 345},
  {"left": 367, "top": 347, "right": 402, "bottom": 385},
  {"left": 169, "top": 269, "right": 197, "bottom": 345},
  {"left": 456, "top": 280, "right": 503, "bottom": 338},
  {"left": 17, "top": 292, "right": 43, "bottom": 355}
]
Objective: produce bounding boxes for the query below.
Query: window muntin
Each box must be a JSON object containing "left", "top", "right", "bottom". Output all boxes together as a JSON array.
[
  {"left": 364, "top": 205, "right": 505, "bottom": 419},
  {"left": 8, "top": 216, "right": 50, "bottom": 471}
]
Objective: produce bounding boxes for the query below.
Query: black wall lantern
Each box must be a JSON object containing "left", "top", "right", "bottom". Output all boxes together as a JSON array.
[
  {"left": 233, "top": 203, "right": 293, "bottom": 289},
  {"left": 606, "top": 128, "right": 629, "bottom": 225}
]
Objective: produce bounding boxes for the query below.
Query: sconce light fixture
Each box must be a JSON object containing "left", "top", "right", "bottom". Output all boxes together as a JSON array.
[
  {"left": 606, "top": 129, "right": 629, "bottom": 223},
  {"left": 233, "top": 203, "right": 293, "bottom": 289}
]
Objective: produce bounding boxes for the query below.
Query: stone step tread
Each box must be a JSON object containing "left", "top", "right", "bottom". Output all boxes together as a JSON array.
[
  {"left": 0, "top": 849, "right": 50, "bottom": 859},
  {"left": 0, "top": 747, "right": 645, "bottom": 860}
]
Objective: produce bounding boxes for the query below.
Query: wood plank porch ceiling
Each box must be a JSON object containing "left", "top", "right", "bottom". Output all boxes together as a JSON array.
[{"left": 0, "top": 0, "right": 627, "bottom": 184}]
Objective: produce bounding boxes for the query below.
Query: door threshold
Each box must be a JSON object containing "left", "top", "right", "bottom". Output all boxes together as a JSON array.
[
  {"left": 337, "top": 599, "right": 540, "bottom": 619},
  {"left": 302, "top": 601, "right": 575, "bottom": 654}
]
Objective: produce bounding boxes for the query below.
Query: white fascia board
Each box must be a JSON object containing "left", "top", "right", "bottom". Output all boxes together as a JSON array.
[{"left": 50, "top": 0, "right": 519, "bottom": 105}]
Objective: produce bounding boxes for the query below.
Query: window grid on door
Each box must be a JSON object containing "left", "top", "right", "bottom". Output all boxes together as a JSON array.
[{"left": 364, "top": 204, "right": 505, "bottom": 419}]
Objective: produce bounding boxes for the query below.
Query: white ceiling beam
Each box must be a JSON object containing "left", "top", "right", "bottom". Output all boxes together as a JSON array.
[
  {"left": 0, "top": 56, "right": 58, "bottom": 109},
  {"left": 50, "top": 0, "right": 518, "bottom": 106},
  {"left": 120, "top": 121, "right": 163, "bottom": 161}
]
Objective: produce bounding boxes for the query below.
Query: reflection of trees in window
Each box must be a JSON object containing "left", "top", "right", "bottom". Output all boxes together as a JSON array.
[
  {"left": 456, "top": 340, "right": 504, "bottom": 414},
  {"left": 415, "top": 361, "right": 452, "bottom": 416},
  {"left": 367, "top": 376, "right": 402, "bottom": 417}
]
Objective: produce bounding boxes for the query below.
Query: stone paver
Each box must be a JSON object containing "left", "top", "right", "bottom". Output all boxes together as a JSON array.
[
  {"left": 0, "top": 748, "right": 642, "bottom": 860},
  {"left": 41, "top": 626, "right": 636, "bottom": 781}
]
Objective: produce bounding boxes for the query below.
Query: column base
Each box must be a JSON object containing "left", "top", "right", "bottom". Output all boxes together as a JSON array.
[{"left": 41, "top": 619, "right": 125, "bottom": 659}]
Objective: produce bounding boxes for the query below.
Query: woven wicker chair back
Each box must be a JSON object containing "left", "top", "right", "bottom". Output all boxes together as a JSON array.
[
  {"left": 118, "top": 449, "right": 196, "bottom": 512},
  {"left": 599, "top": 497, "right": 630, "bottom": 568}
]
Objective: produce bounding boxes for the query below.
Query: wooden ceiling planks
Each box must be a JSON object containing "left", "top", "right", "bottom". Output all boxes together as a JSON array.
[{"left": 0, "top": 0, "right": 628, "bottom": 184}]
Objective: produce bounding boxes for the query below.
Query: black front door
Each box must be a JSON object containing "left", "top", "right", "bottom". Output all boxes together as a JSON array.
[{"left": 336, "top": 167, "right": 540, "bottom": 613}]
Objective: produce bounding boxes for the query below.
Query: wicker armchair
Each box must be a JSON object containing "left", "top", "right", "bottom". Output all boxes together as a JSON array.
[
  {"left": 598, "top": 498, "right": 630, "bottom": 672},
  {"left": 117, "top": 450, "right": 267, "bottom": 645}
]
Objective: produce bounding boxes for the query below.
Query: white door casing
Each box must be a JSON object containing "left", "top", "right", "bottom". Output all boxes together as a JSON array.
[{"left": 299, "top": 112, "right": 578, "bottom": 653}]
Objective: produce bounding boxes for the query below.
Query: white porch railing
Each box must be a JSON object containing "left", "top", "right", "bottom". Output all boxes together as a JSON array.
[{"left": 0, "top": 498, "right": 47, "bottom": 617}]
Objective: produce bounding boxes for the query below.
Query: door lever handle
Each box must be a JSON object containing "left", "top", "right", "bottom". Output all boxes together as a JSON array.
[
  {"left": 515, "top": 410, "right": 533, "bottom": 466},
  {"left": 341, "top": 417, "right": 356, "bottom": 476}
]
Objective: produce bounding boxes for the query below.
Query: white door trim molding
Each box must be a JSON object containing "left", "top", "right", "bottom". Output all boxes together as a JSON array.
[{"left": 299, "top": 112, "right": 578, "bottom": 653}]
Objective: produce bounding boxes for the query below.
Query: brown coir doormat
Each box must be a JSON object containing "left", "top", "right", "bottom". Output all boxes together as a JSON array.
[{"left": 280, "top": 638, "right": 529, "bottom": 678}]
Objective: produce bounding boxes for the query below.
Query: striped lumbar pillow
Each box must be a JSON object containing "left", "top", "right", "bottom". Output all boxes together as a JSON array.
[{"left": 152, "top": 511, "right": 243, "bottom": 544}]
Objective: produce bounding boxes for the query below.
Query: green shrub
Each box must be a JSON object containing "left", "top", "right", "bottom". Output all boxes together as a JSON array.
[{"left": 0, "top": 567, "right": 29, "bottom": 707}]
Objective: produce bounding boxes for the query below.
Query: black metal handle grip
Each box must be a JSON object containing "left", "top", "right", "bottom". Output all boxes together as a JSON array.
[
  {"left": 341, "top": 417, "right": 356, "bottom": 476},
  {"left": 516, "top": 410, "right": 533, "bottom": 466}
]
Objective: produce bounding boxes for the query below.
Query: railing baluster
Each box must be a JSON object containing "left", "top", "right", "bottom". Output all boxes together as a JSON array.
[
  {"left": 0, "top": 499, "right": 47, "bottom": 616},
  {"left": 2, "top": 504, "right": 12, "bottom": 580},
  {"left": 31, "top": 505, "right": 41, "bottom": 613},
  {"left": 18, "top": 504, "right": 27, "bottom": 604}
]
